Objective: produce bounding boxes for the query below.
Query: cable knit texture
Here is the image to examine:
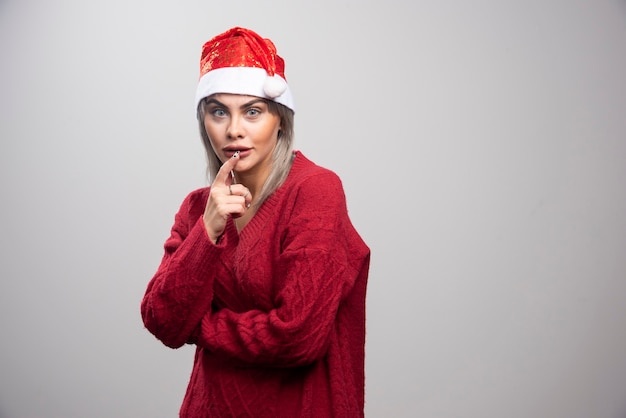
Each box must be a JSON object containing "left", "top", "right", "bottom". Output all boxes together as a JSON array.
[{"left": 141, "top": 152, "right": 370, "bottom": 417}]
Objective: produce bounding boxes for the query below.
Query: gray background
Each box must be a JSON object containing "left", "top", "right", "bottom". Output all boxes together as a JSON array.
[{"left": 1, "top": 0, "right": 626, "bottom": 417}]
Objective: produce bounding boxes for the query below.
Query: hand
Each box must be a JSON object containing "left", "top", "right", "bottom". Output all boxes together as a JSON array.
[{"left": 203, "top": 152, "right": 252, "bottom": 243}]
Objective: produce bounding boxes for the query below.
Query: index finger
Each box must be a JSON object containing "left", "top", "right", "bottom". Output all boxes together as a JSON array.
[{"left": 213, "top": 151, "right": 240, "bottom": 186}]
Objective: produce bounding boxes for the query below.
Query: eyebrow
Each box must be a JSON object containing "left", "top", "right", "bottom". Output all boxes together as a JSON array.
[{"left": 204, "top": 97, "right": 267, "bottom": 110}]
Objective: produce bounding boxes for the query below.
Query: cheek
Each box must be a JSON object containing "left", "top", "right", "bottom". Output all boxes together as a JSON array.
[
  {"left": 203, "top": 122, "right": 222, "bottom": 154},
  {"left": 203, "top": 119, "right": 213, "bottom": 135},
  {"left": 268, "top": 125, "right": 280, "bottom": 139},
  {"left": 266, "top": 118, "right": 281, "bottom": 139},
  {"left": 263, "top": 126, "right": 280, "bottom": 146},
  {"left": 204, "top": 121, "right": 221, "bottom": 142}
]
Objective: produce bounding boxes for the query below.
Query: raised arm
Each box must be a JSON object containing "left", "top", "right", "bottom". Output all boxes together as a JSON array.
[{"left": 140, "top": 190, "right": 227, "bottom": 348}]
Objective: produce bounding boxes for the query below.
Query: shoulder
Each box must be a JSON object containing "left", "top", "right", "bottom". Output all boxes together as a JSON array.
[
  {"left": 175, "top": 186, "right": 210, "bottom": 221},
  {"left": 284, "top": 151, "right": 347, "bottom": 209},
  {"left": 184, "top": 186, "right": 210, "bottom": 206},
  {"left": 288, "top": 151, "right": 344, "bottom": 191}
]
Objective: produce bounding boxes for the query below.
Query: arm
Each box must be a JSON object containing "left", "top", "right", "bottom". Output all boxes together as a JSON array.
[
  {"left": 142, "top": 153, "right": 253, "bottom": 349},
  {"left": 195, "top": 173, "right": 361, "bottom": 366},
  {"left": 140, "top": 190, "right": 229, "bottom": 349}
]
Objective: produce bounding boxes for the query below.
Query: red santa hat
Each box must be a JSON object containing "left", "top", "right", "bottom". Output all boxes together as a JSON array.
[{"left": 195, "top": 27, "right": 295, "bottom": 114}]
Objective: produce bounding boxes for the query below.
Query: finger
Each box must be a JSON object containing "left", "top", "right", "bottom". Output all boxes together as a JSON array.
[
  {"left": 228, "top": 184, "right": 253, "bottom": 208},
  {"left": 229, "top": 204, "right": 246, "bottom": 219},
  {"left": 213, "top": 150, "right": 241, "bottom": 186},
  {"left": 223, "top": 197, "right": 250, "bottom": 214},
  {"left": 242, "top": 189, "right": 252, "bottom": 208}
]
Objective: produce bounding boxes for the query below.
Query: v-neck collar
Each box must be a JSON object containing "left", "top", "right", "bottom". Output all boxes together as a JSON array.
[{"left": 222, "top": 151, "right": 304, "bottom": 246}]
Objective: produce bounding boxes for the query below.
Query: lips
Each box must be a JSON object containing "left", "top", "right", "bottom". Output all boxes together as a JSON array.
[{"left": 224, "top": 148, "right": 251, "bottom": 158}]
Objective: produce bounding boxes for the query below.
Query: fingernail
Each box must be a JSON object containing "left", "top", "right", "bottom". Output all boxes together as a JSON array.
[{"left": 232, "top": 150, "right": 240, "bottom": 158}]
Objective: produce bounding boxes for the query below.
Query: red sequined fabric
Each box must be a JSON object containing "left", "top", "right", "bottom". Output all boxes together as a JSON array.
[{"left": 199, "top": 27, "right": 286, "bottom": 81}]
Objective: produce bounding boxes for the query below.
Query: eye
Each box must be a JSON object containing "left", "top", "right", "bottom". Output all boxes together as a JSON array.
[
  {"left": 245, "top": 108, "right": 261, "bottom": 117},
  {"left": 211, "top": 108, "right": 227, "bottom": 117}
]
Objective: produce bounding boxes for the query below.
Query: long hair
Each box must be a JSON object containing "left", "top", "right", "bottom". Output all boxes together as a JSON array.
[{"left": 197, "top": 97, "right": 295, "bottom": 208}]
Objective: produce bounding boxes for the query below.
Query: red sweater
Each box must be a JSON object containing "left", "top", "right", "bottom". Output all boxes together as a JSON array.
[{"left": 141, "top": 152, "right": 370, "bottom": 417}]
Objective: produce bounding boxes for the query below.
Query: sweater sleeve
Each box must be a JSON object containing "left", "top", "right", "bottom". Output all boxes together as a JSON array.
[
  {"left": 195, "top": 172, "right": 363, "bottom": 367},
  {"left": 140, "top": 189, "right": 229, "bottom": 349}
]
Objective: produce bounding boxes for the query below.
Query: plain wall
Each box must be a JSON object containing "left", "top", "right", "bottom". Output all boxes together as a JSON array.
[{"left": 1, "top": 0, "right": 626, "bottom": 417}]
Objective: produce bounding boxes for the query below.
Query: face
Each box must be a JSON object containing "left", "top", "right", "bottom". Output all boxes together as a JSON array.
[{"left": 203, "top": 93, "right": 281, "bottom": 178}]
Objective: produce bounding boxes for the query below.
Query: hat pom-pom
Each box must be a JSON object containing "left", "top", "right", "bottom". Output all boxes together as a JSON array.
[{"left": 264, "top": 75, "right": 287, "bottom": 98}]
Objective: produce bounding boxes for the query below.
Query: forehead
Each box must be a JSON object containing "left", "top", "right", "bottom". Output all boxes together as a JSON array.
[{"left": 208, "top": 93, "right": 266, "bottom": 106}]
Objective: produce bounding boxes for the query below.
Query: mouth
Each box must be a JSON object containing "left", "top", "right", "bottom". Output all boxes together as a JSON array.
[{"left": 224, "top": 147, "right": 251, "bottom": 158}]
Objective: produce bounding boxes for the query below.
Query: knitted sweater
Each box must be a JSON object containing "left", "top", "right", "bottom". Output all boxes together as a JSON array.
[{"left": 141, "top": 151, "right": 370, "bottom": 418}]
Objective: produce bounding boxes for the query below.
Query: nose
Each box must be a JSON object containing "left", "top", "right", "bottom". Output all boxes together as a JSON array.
[{"left": 226, "top": 115, "right": 244, "bottom": 139}]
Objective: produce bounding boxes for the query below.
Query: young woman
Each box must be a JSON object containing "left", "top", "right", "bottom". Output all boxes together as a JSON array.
[{"left": 141, "top": 27, "right": 370, "bottom": 417}]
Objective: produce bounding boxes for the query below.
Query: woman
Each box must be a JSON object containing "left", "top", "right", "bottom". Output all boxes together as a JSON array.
[{"left": 141, "top": 27, "right": 370, "bottom": 417}]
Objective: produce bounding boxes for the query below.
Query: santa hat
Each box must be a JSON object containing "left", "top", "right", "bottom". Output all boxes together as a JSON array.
[{"left": 195, "top": 27, "right": 295, "bottom": 114}]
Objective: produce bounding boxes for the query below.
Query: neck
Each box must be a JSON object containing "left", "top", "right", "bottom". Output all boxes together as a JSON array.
[{"left": 234, "top": 165, "right": 270, "bottom": 204}]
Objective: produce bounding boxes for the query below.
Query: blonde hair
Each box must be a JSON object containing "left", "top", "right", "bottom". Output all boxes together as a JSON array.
[{"left": 197, "top": 97, "right": 295, "bottom": 208}]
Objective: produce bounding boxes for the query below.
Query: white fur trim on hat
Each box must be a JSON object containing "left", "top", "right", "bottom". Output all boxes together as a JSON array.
[{"left": 195, "top": 67, "right": 295, "bottom": 114}]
